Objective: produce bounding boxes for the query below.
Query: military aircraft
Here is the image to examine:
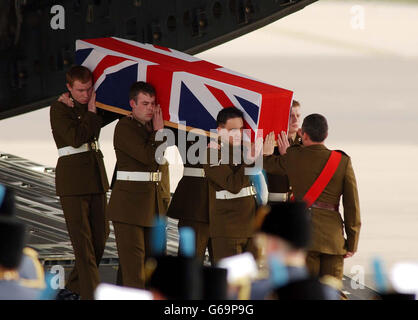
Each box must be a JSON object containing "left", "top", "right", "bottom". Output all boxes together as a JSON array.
[{"left": 0, "top": 0, "right": 317, "bottom": 119}]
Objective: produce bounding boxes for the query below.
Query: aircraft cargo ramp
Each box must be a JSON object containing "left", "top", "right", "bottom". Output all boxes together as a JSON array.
[{"left": 0, "top": 151, "right": 180, "bottom": 263}]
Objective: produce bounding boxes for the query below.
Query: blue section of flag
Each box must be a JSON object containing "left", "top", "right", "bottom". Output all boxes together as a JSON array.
[
  {"left": 95, "top": 64, "right": 138, "bottom": 111},
  {"left": 75, "top": 48, "right": 94, "bottom": 66},
  {"left": 178, "top": 82, "right": 217, "bottom": 131},
  {"left": 235, "top": 95, "right": 259, "bottom": 124}
]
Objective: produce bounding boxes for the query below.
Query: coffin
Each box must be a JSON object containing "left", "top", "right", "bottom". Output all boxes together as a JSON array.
[{"left": 76, "top": 37, "right": 293, "bottom": 140}]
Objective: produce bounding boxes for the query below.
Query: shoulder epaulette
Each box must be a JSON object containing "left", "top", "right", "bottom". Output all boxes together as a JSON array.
[{"left": 334, "top": 150, "right": 349, "bottom": 157}]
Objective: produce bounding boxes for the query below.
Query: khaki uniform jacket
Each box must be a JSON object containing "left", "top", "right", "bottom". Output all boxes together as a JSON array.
[
  {"left": 203, "top": 144, "right": 256, "bottom": 238},
  {"left": 263, "top": 144, "right": 361, "bottom": 255},
  {"left": 50, "top": 100, "right": 116, "bottom": 196},
  {"left": 266, "top": 135, "right": 302, "bottom": 195},
  {"left": 167, "top": 132, "right": 209, "bottom": 223},
  {"left": 107, "top": 116, "right": 166, "bottom": 227}
]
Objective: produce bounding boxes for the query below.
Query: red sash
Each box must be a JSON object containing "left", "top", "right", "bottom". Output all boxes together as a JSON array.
[{"left": 301, "top": 151, "right": 342, "bottom": 208}]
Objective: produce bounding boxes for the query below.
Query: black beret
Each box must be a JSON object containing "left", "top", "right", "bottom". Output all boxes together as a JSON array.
[
  {"left": 0, "top": 216, "right": 26, "bottom": 269},
  {"left": 147, "top": 255, "right": 202, "bottom": 300},
  {"left": 0, "top": 186, "right": 15, "bottom": 217},
  {"left": 260, "top": 201, "right": 311, "bottom": 249}
]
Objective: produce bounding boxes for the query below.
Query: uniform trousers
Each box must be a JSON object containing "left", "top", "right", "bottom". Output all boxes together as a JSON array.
[
  {"left": 177, "top": 219, "right": 213, "bottom": 264},
  {"left": 112, "top": 222, "right": 153, "bottom": 289},
  {"left": 211, "top": 237, "right": 256, "bottom": 264},
  {"left": 306, "top": 251, "right": 344, "bottom": 281},
  {"left": 60, "top": 193, "right": 109, "bottom": 300}
]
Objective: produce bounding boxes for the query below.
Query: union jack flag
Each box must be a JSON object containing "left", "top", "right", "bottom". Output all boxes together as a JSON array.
[{"left": 75, "top": 37, "right": 293, "bottom": 140}]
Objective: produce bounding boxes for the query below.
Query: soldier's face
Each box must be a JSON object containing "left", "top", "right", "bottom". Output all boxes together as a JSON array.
[
  {"left": 218, "top": 117, "right": 244, "bottom": 146},
  {"left": 67, "top": 80, "right": 93, "bottom": 105},
  {"left": 130, "top": 92, "right": 156, "bottom": 123},
  {"left": 289, "top": 106, "right": 301, "bottom": 135}
]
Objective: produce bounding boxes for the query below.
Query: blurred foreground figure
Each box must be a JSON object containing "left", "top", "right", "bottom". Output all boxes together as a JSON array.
[
  {"left": 252, "top": 201, "right": 341, "bottom": 300},
  {"left": 0, "top": 216, "right": 39, "bottom": 300},
  {"left": 0, "top": 184, "right": 45, "bottom": 299},
  {"left": 145, "top": 224, "right": 228, "bottom": 300}
]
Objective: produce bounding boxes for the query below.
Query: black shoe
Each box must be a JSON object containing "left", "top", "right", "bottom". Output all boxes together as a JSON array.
[{"left": 56, "top": 288, "right": 81, "bottom": 300}]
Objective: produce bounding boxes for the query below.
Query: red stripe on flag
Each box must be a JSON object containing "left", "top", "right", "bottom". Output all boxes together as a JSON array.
[
  {"left": 83, "top": 38, "right": 288, "bottom": 93},
  {"left": 81, "top": 37, "right": 293, "bottom": 142},
  {"left": 92, "top": 55, "right": 129, "bottom": 83},
  {"left": 205, "top": 85, "right": 234, "bottom": 108},
  {"left": 205, "top": 84, "right": 255, "bottom": 140}
]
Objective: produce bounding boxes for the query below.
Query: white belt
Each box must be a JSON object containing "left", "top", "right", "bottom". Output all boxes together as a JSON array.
[
  {"left": 183, "top": 167, "right": 205, "bottom": 178},
  {"left": 58, "top": 140, "right": 100, "bottom": 158},
  {"left": 58, "top": 144, "right": 89, "bottom": 157},
  {"left": 116, "top": 171, "right": 161, "bottom": 182},
  {"left": 216, "top": 186, "right": 256, "bottom": 200},
  {"left": 268, "top": 192, "right": 288, "bottom": 202}
]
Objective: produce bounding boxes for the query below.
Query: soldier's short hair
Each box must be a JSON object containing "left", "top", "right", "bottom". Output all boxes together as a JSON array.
[
  {"left": 129, "top": 81, "right": 156, "bottom": 102},
  {"left": 302, "top": 113, "right": 328, "bottom": 142},
  {"left": 66, "top": 66, "right": 92, "bottom": 87},
  {"left": 292, "top": 100, "right": 300, "bottom": 108},
  {"left": 216, "top": 107, "right": 244, "bottom": 127}
]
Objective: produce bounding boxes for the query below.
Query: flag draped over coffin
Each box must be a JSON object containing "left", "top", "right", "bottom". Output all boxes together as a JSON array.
[{"left": 75, "top": 37, "right": 293, "bottom": 141}]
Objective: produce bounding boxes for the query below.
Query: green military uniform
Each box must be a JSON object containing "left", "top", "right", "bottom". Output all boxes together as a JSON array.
[
  {"left": 167, "top": 131, "right": 212, "bottom": 263},
  {"left": 263, "top": 144, "right": 361, "bottom": 280},
  {"left": 107, "top": 116, "right": 166, "bottom": 289},
  {"left": 203, "top": 143, "right": 257, "bottom": 264},
  {"left": 50, "top": 99, "right": 117, "bottom": 299},
  {"left": 266, "top": 134, "right": 302, "bottom": 203},
  {"left": 158, "top": 158, "right": 171, "bottom": 215}
]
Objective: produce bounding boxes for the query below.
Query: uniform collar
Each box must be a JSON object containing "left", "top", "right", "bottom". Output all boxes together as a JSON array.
[
  {"left": 69, "top": 93, "right": 88, "bottom": 110},
  {"left": 132, "top": 116, "right": 153, "bottom": 132},
  {"left": 304, "top": 144, "right": 328, "bottom": 151},
  {"left": 289, "top": 134, "right": 302, "bottom": 145}
]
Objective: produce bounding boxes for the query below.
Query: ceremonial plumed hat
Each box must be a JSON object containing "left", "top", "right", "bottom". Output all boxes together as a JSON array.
[
  {"left": 147, "top": 255, "right": 203, "bottom": 300},
  {"left": 0, "top": 216, "right": 26, "bottom": 269},
  {"left": 260, "top": 201, "right": 311, "bottom": 249}
]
